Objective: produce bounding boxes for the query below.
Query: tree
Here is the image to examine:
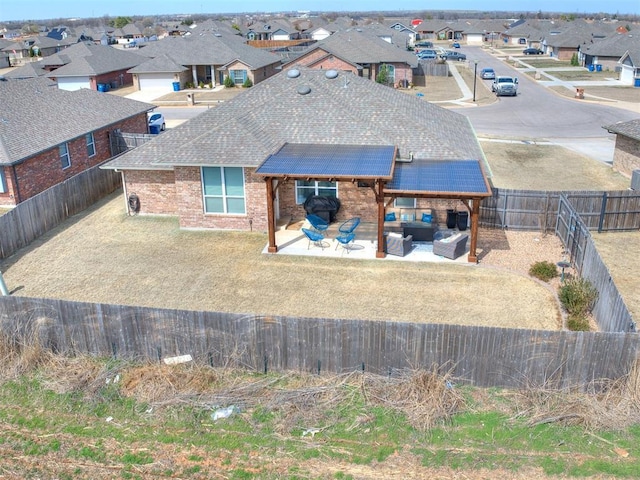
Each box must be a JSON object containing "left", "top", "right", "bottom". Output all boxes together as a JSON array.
[
  {"left": 141, "top": 17, "right": 154, "bottom": 28},
  {"left": 376, "top": 64, "right": 389, "bottom": 85},
  {"left": 110, "top": 16, "right": 132, "bottom": 29}
]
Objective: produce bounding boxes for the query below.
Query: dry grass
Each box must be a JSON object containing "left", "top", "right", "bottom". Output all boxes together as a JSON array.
[
  {"left": 0, "top": 193, "right": 562, "bottom": 330},
  {"left": 480, "top": 141, "right": 630, "bottom": 191}
]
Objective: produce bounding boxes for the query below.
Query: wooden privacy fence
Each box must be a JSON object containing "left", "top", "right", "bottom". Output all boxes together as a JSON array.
[
  {"left": 556, "top": 194, "right": 636, "bottom": 333},
  {"left": 0, "top": 296, "right": 638, "bottom": 391},
  {"left": 0, "top": 164, "right": 121, "bottom": 259},
  {"left": 109, "top": 130, "right": 155, "bottom": 156},
  {"left": 480, "top": 188, "right": 640, "bottom": 233}
]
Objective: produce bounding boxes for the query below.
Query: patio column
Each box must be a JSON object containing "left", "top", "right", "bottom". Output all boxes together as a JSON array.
[
  {"left": 376, "top": 180, "right": 386, "bottom": 258},
  {"left": 265, "top": 178, "right": 277, "bottom": 253},
  {"left": 467, "top": 198, "right": 480, "bottom": 263},
  {"left": 191, "top": 65, "right": 197, "bottom": 86}
]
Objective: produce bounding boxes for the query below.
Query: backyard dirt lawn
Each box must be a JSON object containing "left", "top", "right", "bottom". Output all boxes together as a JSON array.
[{"left": 1, "top": 192, "right": 563, "bottom": 331}]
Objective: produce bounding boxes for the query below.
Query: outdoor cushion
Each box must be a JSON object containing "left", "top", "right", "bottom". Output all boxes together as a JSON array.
[
  {"left": 401, "top": 213, "right": 415, "bottom": 222},
  {"left": 384, "top": 212, "right": 396, "bottom": 222}
]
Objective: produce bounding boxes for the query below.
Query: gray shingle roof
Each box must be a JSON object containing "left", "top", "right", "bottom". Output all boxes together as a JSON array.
[
  {"left": 0, "top": 77, "right": 154, "bottom": 166},
  {"left": 604, "top": 119, "right": 640, "bottom": 142},
  {"left": 294, "top": 29, "right": 418, "bottom": 67},
  {"left": 103, "top": 68, "right": 485, "bottom": 171},
  {"left": 134, "top": 34, "right": 281, "bottom": 70},
  {"left": 42, "top": 43, "right": 146, "bottom": 77}
]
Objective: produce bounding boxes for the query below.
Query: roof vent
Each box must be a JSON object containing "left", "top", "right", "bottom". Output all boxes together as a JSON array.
[
  {"left": 325, "top": 69, "right": 338, "bottom": 79},
  {"left": 287, "top": 68, "right": 301, "bottom": 78},
  {"left": 297, "top": 85, "right": 311, "bottom": 95}
]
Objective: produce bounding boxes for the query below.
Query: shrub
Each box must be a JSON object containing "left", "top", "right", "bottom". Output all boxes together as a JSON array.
[
  {"left": 242, "top": 77, "right": 253, "bottom": 88},
  {"left": 223, "top": 75, "right": 235, "bottom": 88},
  {"left": 567, "top": 313, "right": 590, "bottom": 331},
  {"left": 559, "top": 278, "right": 597, "bottom": 316},
  {"left": 529, "top": 261, "right": 558, "bottom": 282}
]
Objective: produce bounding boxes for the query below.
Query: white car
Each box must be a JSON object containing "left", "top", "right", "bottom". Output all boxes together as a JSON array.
[{"left": 148, "top": 112, "right": 165, "bottom": 133}]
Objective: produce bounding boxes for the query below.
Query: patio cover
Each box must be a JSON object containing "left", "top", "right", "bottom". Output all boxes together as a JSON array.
[{"left": 255, "top": 143, "right": 492, "bottom": 262}]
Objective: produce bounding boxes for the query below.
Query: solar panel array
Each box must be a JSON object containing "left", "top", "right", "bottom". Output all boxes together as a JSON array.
[
  {"left": 386, "top": 159, "right": 490, "bottom": 195},
  {"left": 255, "top": 143, "right": 395, "bottom": 178}
]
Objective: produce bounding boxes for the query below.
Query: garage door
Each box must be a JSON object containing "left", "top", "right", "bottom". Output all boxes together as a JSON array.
[
  {"left": 139, "top": 74, "right": 174, "bottom": 91},
  {"left": 57, "top": 77, "right": 90, "bottom": 91}
]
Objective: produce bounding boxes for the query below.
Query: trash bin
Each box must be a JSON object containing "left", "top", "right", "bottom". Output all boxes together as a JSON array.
[
  {"left": 595, "top": 64, "right": 602, "bottom": 72},
  {"left": 446, "top": 209, "right": 457, "bottom": 229},
  {"left": 97, "top": 83, "right": 107, "bottom": 92},
  {"left": 110, "top": 80, "right": 118, "bottom": 89},
  {"left": 457, "top": 211, "right": 469, "bottom": 231},
  {"left": 172, "top": 81, "right": 180, "bottom": 91},
  {"left": 588, "top": 64, "right": 595, "bottom": 72},
  {"left": 635, "top": 78, "right": 640, "bottom": 88},
  {"left": 149, "top": 125, "right": 160, "bottom": 135}
]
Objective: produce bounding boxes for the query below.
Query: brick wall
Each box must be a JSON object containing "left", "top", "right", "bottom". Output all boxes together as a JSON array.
[
  {"left": 612, "top": 135, "right": 640, "bottom": 178},
  {"left": 1, "top": 114, "right": 147, "bottom": 205},
  {"left": 123, "top": 170, "right": 177, "bottom": 215},
  {"left": 276, "top": 180, "right": 465, "bottom": 225}
]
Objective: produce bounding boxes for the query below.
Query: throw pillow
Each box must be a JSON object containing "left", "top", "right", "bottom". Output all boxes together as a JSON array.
[
  {"left": 422, "top": 212, "right": 433, "bottom": 223},
  {"left": 384, "top": 212, "right": 396, "bottom": 222}
]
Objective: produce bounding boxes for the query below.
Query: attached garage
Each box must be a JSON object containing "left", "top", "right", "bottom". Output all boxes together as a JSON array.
[
  {"left": 57, "top": 77, "right": 91, "bottom": 91},
  {"left": 138, "top": 73, "right": 175, "bottom": 91}
]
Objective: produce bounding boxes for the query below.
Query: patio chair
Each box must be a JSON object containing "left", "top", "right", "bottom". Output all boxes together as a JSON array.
[
  {"left": 335, "top": 232, "right": 356, "bottom": 254},
  {"left": 384, "top": 233, "right": 413, "bottom": 257},
  {"left": 338, "top": 217, "right": 361, "bottom": 235},
  {"left": 301, "top": 228, "right": 327, "bottom": 250},
  {"left": 433, "top": 233, "right": 469, "bottom": 260},
  {"left": 306, "top": 214, "right": 329, "bottom": 233}
]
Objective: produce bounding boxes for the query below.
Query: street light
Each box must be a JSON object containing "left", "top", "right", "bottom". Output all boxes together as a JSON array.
[{"left": 473, "top": 60, "right": 478, "bottom": 102}]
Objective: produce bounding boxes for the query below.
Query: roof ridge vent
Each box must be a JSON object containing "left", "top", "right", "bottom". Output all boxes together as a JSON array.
[
  {"left": 325, "top": 69, "right": 338, "bottom": 79},
  {"left": 297, "top": 85, "right": 311, "bottom": 95},
  {"left": 287, "top": 68, "right": 301, "bottom": 78}
]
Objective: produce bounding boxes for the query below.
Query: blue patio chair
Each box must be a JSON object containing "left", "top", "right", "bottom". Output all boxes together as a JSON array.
[
  {"left": 338, "top": 217, "right": 361, "bottom": 235},
  {"left": 306, "top": 214, "right": 329, "bottom": 233},
  {"left": 335, "top": 232, "right": 356, "bottom": 253},
  {"left": 302, "top": 228, "right": 327, "bottom": 250}
]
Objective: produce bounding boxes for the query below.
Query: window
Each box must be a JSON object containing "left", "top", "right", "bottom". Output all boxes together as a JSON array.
[
  {"left": 0, "top": 169, "right": 6, "bottom": 193},
  {"left": 394, "top": 197, "right": 416, "bottom": 208},
  {"left": 231, "top": 69, "right": 247, "bottom": 85},
  {"left": 86, "top": 133, "right": 95, "bottom": 157},
  {"left": 295, "top": 180, "right": 338, "bottom": 204},
  {"left": 202, "top": 167, "right": 245, "bottom": 214},
  {"left": 59, "top": 143, "right": 71, "bottom": 169}
]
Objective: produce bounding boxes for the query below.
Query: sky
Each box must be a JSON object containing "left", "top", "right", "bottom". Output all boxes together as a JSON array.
[{"left": 1, "top": 0, "right": 638, "bottom": 22}]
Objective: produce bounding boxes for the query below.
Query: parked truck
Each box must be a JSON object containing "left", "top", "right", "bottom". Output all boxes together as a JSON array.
[{"left": 491, "top": 76, "right": 518, "bottom": 96}]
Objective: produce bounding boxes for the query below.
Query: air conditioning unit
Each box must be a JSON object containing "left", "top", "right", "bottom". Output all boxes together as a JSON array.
[{"left": 631, "top": 170, "right": 640, "bottom": 190}]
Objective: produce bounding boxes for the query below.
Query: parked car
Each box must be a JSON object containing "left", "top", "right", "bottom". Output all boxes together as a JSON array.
[
  {"left": 523, "top": 47, "right": 544, "bottom": 55},
  {"left": 452, "top": 42, "right": 461, "bottom": 48},
  {"left": 148, "top": 112, "right": 165, "bottom": 133},
  {"left": 416, "top": 49, "right": 438, "bottom": 59},
  {"left": 415, "top": 40, "right": 434, "bottom": 48},
  {"left": 440, "top": 51, "right": 467, "bottom": 61},
  {"left": 480, "top": 68, "right": 496, "bottom": 80},
  {"left": 491, "top": 76, "right": 518, "bottom": 96}
]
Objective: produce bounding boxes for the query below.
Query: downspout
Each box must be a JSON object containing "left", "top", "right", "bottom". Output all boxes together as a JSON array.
[{"left": 11, "top": 165, "right": 21, "bottom": 204}]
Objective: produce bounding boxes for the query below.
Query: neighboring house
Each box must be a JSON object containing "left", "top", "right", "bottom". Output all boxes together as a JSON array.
[
  {"left": 308, "top": 26, "right": 333, "bottom": 41},
  {"left": 129, "top": 33, "right": 282, "bottom": 91},
  {"left": 619, "top": 49, "right": 640, "bottom": 87},
  {"left": 604, "top": 119, "right": 640, "bottom": 178},
  {"left": 462, "top": 20, "right": 509, "bottom": 46},
  {"left": 281, "top": 29, "right": 418, "bottom": 85},
  {"left": 101, "top": 68, "right": 492, "bottom": 262},
  {"left": 580, "top": 33, "right": 640, "bottom": 75},
  {"left": 244, "top": 19, "right": 300, "bottom": 41},
  {"left": 0, "top": 35, "right": 74, "bottom": 65},
  {"left": 2, "top": 61, "right": 48, "bottom": 79},
  {"left": 42, "top": 42, "right": 147, "bottom": 91},
  {"left": 112, "top": 23, "right": 144, "bottom": 46},
  {"left": 0, "top": 77, "right": 153, "bottom": 206}
]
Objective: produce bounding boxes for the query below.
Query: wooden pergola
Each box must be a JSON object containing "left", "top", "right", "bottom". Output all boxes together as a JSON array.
[{"left": 255, "top": 143, "right": 493, "bottom": 263}]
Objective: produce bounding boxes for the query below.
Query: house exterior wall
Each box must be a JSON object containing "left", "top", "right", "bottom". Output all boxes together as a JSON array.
[
  {"left": 224, "top": 60, "right": 279, "bottom": 86},
  {"left": 0, "top": 113, "right": 147, "bottom": 205},
  {"left": 612, "top": 135, "right": 640, "bottom": 178},
  {"left": 123, "top": 169, "right": 178, "bottom": 215},
  {"left": 175, "top": 167, "right": 269, "bottom": 232}
]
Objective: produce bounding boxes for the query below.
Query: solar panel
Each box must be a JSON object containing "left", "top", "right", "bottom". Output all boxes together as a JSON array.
[
  {"left": 255, "top": 143, "right": 395, "bottom": 178},
  {"left": 386, "top": 159, "right": 490, "bottom": 195}
]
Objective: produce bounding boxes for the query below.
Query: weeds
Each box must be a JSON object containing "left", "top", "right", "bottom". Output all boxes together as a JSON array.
[
  {"left": 559, "top": 277, "right": 598, "bottom": 331},
  {"left": 529, "top": 260, "right": 558, "bottom": 282}
]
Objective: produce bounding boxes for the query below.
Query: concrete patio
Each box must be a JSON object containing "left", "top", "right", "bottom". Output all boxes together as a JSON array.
[{"left": 264, "top": 221, "right": 472, "bottom": 264}]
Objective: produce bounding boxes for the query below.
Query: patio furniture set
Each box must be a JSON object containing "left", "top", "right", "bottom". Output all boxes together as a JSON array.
[{"left": 302, "top": 214, "right": 361, "bottom": 254}]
